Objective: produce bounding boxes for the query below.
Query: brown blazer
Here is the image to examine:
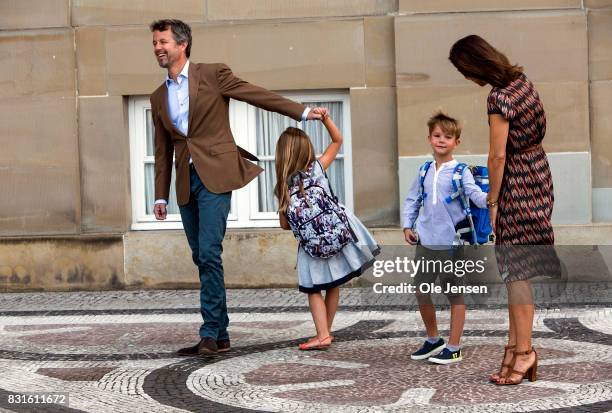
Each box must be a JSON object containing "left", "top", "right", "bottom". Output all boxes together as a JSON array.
[{"left": 150, "top": 62, "right": 306, "bottom": 206}]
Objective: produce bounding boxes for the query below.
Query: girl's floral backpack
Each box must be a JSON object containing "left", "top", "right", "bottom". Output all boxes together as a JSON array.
[{"left": 286, "top": 162, "right": 356, "bottom": 258}]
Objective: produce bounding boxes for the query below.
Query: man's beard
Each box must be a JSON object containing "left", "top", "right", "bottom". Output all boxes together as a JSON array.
[{"left": 157, "top": 54, "right": 171, "bottom": 68}]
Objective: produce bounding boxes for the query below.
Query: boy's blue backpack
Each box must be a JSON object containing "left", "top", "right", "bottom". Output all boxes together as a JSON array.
[
  {"left": 417, "top": 161, "right": 493, "bottom": 245},
  {"left": 286, "top": 163, "right": 357, "bottom": 258}
]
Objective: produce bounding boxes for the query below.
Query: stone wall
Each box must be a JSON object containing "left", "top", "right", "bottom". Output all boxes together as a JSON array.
[{"left": 0, "top": 0, "right": 610, "bottom": 291}]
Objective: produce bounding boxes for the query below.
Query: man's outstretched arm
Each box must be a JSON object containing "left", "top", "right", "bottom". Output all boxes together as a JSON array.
[{"left": 215, "top": 63, "right": 325, "bottom": 122}]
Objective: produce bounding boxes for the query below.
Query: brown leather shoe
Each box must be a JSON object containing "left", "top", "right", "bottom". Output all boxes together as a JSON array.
[
  {"left": 177, "top": 337, "right": 218, "bottom": 356},
  {"left": 197, "top": 337, "right": 218, "bottom": 355},
  {"left": 217, "top": 339, "right": 231, "bottom": 353}
]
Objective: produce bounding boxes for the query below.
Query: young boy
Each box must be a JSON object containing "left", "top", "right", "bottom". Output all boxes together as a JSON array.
[{"left": 402, "top": 111, "right": 487, "bottom": 364}]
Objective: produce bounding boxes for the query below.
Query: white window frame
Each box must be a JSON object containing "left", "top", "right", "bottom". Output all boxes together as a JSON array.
[
  {"left": 129, "top": 98, "right": 183, "bottom": 230},
  {"left": 128, "top": 91, "right": 352, "bottom": 230}
]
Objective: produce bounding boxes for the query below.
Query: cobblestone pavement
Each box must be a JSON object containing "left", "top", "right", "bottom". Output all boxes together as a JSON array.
[{"left": 0, "top": 288, "right": 610, "bottom": 412}]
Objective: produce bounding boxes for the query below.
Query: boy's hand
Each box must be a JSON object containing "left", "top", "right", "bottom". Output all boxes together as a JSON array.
[{"left": 404, "top": 228, "right": 418, "bottom": 245}]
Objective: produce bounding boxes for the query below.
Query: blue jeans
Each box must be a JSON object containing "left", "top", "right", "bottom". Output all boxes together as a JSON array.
[{"left": 179, "top": 165, "right": 232, "bottom": 340}]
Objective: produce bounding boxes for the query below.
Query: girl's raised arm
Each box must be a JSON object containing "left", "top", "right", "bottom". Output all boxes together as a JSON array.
[{"left": 318, "top": 115, "right": 343, "bottom": 170}]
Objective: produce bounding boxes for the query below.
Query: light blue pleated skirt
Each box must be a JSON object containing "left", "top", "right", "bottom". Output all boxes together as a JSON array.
[{"left": 297, "top": 211, "right": 380, "bottom": 293}]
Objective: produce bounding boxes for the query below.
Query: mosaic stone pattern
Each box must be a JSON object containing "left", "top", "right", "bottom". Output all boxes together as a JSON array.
[{"left": 0, "top": 289, "right": 609, "bottom": 412}]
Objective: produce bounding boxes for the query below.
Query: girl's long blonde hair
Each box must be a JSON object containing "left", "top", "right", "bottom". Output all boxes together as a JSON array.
[{"left": 274, "top": 127, "right": 316, "bottom": 215}]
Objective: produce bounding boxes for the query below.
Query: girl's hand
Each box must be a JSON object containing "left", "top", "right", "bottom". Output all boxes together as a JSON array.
[
  {"left": 404, "top": 228, "right": 418, "bottom": 245},
  {"left": 489, "top": 204, "right": 498, "bottom": 233}
]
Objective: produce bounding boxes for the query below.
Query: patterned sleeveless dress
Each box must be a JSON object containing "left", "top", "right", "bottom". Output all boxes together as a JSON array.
[{"left": 487, "top": 73, "right": 561, "bottom": 282}]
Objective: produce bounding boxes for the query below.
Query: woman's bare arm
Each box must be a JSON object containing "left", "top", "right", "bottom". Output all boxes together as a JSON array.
[
  {"left": 487, "top": 114, "right": 509, "bottom": 231},
  {"left": 487, "top": 114, "right": 509, "bottom": 203}
]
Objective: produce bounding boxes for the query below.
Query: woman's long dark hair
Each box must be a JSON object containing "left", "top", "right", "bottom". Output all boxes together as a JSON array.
[{"left": 449, "top": 35, "right": 523, "bottom": 88}]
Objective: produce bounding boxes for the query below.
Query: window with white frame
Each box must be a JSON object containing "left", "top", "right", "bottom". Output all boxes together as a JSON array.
[{"left": 128, "top": 92, "right": 352, "bottom": 230}]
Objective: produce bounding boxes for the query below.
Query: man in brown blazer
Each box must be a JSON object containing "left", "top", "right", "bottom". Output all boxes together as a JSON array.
[{"left": 150, "top": 19, "right": 327, "bottom": 356}]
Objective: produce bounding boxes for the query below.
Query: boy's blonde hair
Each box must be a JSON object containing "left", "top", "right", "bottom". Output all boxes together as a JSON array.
[
  {"left": 274, "top": 127, "right": 316, "bottom": 214},
  {"left": 427, "top": 111, "right": 462, "bottom": 139}
]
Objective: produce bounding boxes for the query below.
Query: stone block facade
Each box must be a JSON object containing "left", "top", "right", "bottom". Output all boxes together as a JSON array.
[{"left": 0, "top": 1, "right": 610, "bottom": 290}]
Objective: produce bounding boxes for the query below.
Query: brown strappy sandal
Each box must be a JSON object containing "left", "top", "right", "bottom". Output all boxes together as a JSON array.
[
  {"left": 489, "top": 345, "right": 516, "bottom": 383},
  {"left": 495, "top": 347, "right": 538, "bottom": 385}
]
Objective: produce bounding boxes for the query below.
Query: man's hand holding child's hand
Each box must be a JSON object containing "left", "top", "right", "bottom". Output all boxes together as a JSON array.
[{"left": 310, "top": 107, "right": 329, "bottom": 121}]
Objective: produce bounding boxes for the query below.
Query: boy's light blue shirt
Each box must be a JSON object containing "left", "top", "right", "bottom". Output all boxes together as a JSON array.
[{"left": 402, "top": 159, "right": 488, "bottom": 248}]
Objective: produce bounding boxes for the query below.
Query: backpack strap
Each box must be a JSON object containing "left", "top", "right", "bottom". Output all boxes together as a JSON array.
[
  {"left": 409, "top": 161, "right": 432, "bottom": 232},
  {"left": 320, "top": 161, "right": 340, "bottom": 203},
  {"left": 417, "top": 161, "right": 433, "bottom": 207},
  {"left": 445, "top": 163, "right": 469, "bottom": 212},
  {"left": 445, "top": 163, "right": 477, "bottom": 244},
  {"left": 318, "top": 162, "right": 357, "bottom": 241}
]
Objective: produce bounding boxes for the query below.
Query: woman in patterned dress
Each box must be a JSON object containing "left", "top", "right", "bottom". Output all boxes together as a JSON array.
[{"left": 449, "top": 35, "right": 561, "bottom": 385}]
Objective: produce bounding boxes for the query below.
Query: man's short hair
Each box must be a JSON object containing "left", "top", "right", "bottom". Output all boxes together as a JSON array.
[
  {"left": 427, "top": 111, "right": 462, "bottom": 139},
  {"left": 150, "top": 19, "right": 192, "bottom": 58}
]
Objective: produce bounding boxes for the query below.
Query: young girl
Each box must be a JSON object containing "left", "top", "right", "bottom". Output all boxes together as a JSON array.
[{"left": 274, "top": 111, "right": 380, "bottom": 351}]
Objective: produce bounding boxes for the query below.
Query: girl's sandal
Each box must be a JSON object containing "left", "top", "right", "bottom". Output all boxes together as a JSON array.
[
  {"left": 495, "top": 348, "right": 538, "bottom": 385},
  {"left": 298, "top": 336, "right": 332, "bottom": 351},
  {"left": 489, "top": 345, "right": 516, "bottom": 383}
]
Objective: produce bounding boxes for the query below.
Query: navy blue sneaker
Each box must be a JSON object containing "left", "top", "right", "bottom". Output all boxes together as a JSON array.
[
  {"left": 410, "top": 338, "right": 446, "bottom": 360},
  {"left": 428, "top": 347, "right": 463, "bottom": 364}
]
